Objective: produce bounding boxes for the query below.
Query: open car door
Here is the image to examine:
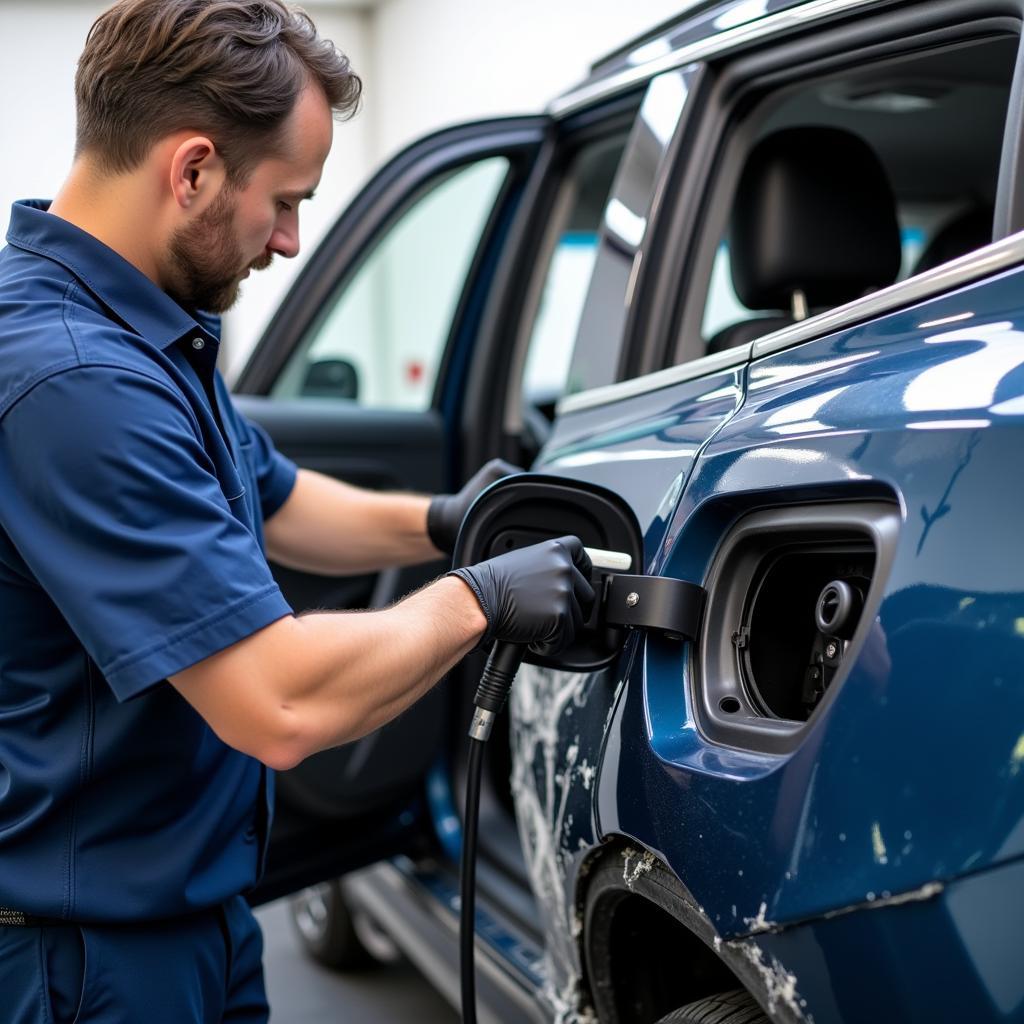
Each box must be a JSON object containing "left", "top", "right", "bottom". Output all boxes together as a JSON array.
[{"left": 234, "top": 116, "right": 549, "bottom": 903}]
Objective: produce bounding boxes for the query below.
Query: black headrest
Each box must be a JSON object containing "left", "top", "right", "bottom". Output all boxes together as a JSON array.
[{"left": 729, "top": 126, "right": 901, "bottom": 310}]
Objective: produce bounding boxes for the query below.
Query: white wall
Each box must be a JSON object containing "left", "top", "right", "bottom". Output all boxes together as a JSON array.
[
  {"left": 223, "top": 6, "right": 372, "bottom": 375},
  {"left": 0, "top": 2, "right": 371, "bottom": 376},
  {"left": 1, "top": 0, "right": 687, "bottom": 378},
  {"left": 369, "top": 0, "right": 689, "bottom": 164}
]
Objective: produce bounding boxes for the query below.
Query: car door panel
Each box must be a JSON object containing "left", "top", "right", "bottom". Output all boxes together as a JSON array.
[{"left": 236, "top": 395, "right": 446, "bottom": 616}]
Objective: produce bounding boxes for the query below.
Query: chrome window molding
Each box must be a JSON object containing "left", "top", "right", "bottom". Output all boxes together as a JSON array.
[
  {"left": 557, "top": 342, "right": 750, "bottom": 415},
  {"left": 750, "top": 229, "right": 1024, "bottom": 357},
  {"left": 548, "top": 0, "right": 883, "bottom": 119},
  {"left": 557, "top": 229, "right": 1024, "bottom": 415}
]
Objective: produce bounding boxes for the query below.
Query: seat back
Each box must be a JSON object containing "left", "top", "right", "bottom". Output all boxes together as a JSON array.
[{"left": 709, "top": 126, "right": 902, "bottom": 353}]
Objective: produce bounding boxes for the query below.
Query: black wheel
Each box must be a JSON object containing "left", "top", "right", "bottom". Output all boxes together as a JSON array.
[
  {"left": 654, "top": 989, "right": 769, "bottom": 1024},
  {"left": 288, "top": 879, "right": 399, "bottom": 971}
]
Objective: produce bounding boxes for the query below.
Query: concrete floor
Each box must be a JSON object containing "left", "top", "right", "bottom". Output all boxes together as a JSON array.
[{"left": 256, "top": 898, "right": 458, "bottom": 1023}]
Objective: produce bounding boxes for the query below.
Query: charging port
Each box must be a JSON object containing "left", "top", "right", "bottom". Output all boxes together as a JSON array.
[
  {"left": 742, "top": 546, "right": 874, "bottom": 720},
  {"left": 697, "top": 502, "right": 898, "bottom": 754}
]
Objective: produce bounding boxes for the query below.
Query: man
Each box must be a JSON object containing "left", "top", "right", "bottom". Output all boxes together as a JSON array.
[{"left": 0, "top": 1, "right": 593, "bottom": 1021}]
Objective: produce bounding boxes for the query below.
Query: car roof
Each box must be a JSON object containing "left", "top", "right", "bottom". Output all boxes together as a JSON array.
[{"left": 550, "top": 0, "right": 876, "bottom": 116}]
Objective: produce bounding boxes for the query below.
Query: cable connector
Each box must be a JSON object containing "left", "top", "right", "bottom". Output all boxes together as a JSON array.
[{"left": 469, "top": 642, "right": 524, "bottom": 741}]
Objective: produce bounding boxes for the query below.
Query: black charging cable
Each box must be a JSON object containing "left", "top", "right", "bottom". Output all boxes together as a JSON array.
[{"left": 460, "top": 640, "right": 525, "bottom": 1024}]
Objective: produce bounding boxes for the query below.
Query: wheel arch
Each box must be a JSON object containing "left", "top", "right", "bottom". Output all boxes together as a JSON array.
[{"left": 575, "top": 838, "right": 810, "bottom": 1024}]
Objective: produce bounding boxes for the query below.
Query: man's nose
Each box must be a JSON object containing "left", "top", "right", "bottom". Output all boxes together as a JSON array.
[{"left": 268, "top": 225, "right": 300, "bottom": 259}]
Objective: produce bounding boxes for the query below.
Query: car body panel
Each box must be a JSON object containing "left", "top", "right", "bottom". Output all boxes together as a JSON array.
[
  {"left": 747, "top": 853, "right": 1024, "bottom": 1022},
  {"left": 585, "top": 265, "right": 1024, "bottom": 1010}
]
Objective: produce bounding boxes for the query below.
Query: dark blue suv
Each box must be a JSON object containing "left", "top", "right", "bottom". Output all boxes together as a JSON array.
[{"left": 236, "top": 1, "right": 1024, "bottom": 1020}]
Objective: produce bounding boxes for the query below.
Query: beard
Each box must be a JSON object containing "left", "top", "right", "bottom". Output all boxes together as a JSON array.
[{"left": 166, "top": 188, "right": 272, "bottom": 314}]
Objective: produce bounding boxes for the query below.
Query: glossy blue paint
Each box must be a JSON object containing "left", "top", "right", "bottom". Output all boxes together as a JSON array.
[
  {"left": 425, "top": 759, "right": 463, "bottom": 864},
  {"left": 583, "top": 264, "right": 1024, "bottom": 1018},
  {"left": 540, "top": 367, "right": 744, "bottom": 565}
]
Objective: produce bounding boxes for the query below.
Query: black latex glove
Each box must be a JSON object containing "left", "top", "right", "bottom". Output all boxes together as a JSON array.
[
  {"left": 427, "top": 459, "right": 522, "bottom": 555},
  {"left": 449, "top": 536, "right": 595, "bottom": 656}
]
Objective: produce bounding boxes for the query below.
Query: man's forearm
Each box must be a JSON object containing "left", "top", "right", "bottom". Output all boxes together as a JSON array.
[
  {"left": 169, "top": 574, "right": 486, "bottom": 769},
  {"left": 264, "top": 467, "right": 443, "bottom": 575}
]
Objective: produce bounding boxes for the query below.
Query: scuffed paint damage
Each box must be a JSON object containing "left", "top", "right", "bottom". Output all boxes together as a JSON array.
[
  {"left": 730, "top": 940, "right": 811, "bottom": 1021},
  {"left": 510, "top": 663, "right": 622, "bottom": 1024},
  {"left": 821, "top": 879, "right": 944, "bottom": 920},
  {"left": 743, "top": 901, "right": 774, "bottom": 934},
  {"left": 621, "top": 846, "right": 657, "bottom": 887}
]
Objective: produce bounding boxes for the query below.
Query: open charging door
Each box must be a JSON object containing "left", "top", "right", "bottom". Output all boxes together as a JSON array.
[{"left": 454, "top": 473, "right": 644, "bottom": 670}]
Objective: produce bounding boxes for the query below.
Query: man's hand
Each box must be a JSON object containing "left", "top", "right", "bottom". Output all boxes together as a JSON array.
[
  {"left": 450, "top": 536, "right": 594, "bottom": 656},
  {"left": 427, "top": 459, "right": 522, "bottom": 555}
]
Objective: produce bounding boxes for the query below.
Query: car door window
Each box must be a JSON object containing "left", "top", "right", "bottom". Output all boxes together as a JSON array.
[
  {"left": 562, "top": 67, "right": 699, "bottom": 397},
  {"left": 690, "top": 34, "right": 1017, "bottom": 356},
  {"left": 517, "top": 138, "right": 628, "bottom": 423},
  {"left": 271, "top": 157, "right": 509, "bottom": 410}
]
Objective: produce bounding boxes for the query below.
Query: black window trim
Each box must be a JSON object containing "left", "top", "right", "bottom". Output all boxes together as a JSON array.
[{"left": 456, "top": 94, "right": 646, "bottom": 473}]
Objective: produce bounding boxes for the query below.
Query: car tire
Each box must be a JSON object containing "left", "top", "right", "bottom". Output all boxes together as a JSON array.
[
  {"left": 288, "top": 879, "right": 396, "bottom": 971},
  {"left": 654, "top": 989, "right": 769, "bottom": 1024}
]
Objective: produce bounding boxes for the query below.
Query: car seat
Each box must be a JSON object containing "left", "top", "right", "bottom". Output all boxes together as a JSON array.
[{"left": 708, "top": 125, "right": 902, "bottom": 353}]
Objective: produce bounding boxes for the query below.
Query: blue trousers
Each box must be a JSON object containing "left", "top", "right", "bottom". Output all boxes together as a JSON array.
[{"left": 0, "top": 896, "right": 268, "bottom": 1023}]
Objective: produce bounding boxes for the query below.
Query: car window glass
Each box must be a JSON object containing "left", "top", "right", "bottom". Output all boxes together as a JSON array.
[
  {"left": 564, "top": 67, "right": 699, "bottom": 396},
  {"left": 519, "top": 138, "right": 628, "bottom": 416},
  {"left": 271, "top": 157, "right": 509, "bottom": 409},
  {"left": 693, "top": 35, "right": 1017, "bottom": 356}
]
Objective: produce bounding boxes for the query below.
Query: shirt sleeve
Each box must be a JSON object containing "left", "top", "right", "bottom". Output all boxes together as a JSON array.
[{"left": 0, "top": 366, "right": 294, "bottom": 702}]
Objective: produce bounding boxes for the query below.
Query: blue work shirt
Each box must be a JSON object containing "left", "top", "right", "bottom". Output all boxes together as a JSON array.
[{"left": 0, "top": 200, "right": 297, "bottom": 922}]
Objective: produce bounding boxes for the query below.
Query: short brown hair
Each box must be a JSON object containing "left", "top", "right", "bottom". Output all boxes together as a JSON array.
[{"left": 75, "top": 0, "right": 361, "bottom": 181}]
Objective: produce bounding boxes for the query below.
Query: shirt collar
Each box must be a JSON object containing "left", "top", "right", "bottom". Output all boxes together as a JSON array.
[{"left": 5, "top": 199, "right": 220, "bottom": 350}]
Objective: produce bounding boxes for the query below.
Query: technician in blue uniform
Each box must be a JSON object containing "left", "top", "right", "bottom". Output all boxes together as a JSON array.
[{"left": 0, "top": 2, "right": 594, "bottom": 1021}]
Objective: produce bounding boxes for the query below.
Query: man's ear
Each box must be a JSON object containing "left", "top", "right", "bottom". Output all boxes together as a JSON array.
[{"left": 169, "top": 136, "right": 227, "bottom": 211}]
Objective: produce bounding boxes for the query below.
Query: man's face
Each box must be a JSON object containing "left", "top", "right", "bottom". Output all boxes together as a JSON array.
[{"left": 165, "top": 85, "right": 333, "bottom": 313}]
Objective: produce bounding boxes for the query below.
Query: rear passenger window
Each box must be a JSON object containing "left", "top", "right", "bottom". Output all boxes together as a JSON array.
[
  {"left": 694, "top": 34, "right": 1018, "bottom": 355},
  {"left": 518, "top": 138, "right": 627, "bottom": 419}
]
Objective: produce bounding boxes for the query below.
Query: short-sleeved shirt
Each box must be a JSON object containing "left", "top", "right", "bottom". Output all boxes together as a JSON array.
[{"left": 0, "top": 199, "right": 297, "bottom": 922}]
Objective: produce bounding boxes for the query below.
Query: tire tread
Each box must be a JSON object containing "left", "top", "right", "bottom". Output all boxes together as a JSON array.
[{"left": 655, "top": 989, "right": 769, "bottom": 1024}]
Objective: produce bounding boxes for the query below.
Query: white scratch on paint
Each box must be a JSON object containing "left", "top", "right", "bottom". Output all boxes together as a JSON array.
[
  {"left": 871, "top": 822, "right": 889, "bottom": 865},
  {"left": 732, "top": 941, "right": 807, "bottom": 1019},
  {"left": 510, "top": 664, "right": 613, "bottom": 1023},
  {"left": 621, "top": 847, "right": 656, "bottom": 887},
  {"left": 743, "top": 901, "right": 775, "bottom": 934}
]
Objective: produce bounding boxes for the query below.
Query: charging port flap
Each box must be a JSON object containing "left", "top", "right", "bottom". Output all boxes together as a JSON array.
[{"left": 453, "top": 474, "right": 704, "bottom": 671}]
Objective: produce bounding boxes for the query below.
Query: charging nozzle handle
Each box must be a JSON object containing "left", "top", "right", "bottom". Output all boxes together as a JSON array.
[{"left": 468, "top": 642, "right": 524, "bottom": 742}]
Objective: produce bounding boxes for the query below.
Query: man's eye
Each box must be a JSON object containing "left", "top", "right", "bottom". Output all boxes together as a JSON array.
[{"left": 278, "top": 202, "right": 293, "bottom": 212}]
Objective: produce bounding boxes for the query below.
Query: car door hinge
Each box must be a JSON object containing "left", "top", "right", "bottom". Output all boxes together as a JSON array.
[{"left": 602, "top": 575, "right": 705, "bottom": 642}]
